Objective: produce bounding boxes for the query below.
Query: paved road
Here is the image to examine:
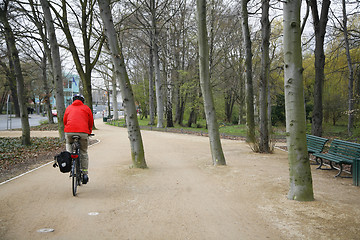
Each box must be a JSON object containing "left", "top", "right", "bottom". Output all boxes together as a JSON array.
[
  {"left": 0, "top": 112, "right": 104, "bottom": 131},
  {"left": 0, "top": 114, "right": 48, "bottom": 131}
]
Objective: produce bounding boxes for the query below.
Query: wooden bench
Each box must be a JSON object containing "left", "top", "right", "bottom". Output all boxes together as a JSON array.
[{"left": 313, "top": 139, "right": 360, "bottom": 177}]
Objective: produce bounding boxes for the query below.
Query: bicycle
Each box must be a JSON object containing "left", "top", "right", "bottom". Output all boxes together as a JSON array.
[
  {"left": 70, "top": 134, "right": 94, "bottom": 196},
  {"left": 70, "top": 135, "right": 82, "bottom": 196}
]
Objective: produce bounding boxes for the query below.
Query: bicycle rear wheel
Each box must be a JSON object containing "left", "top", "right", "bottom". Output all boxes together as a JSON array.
[
  {"left": 72, "top": 159, "right": 77, "bottom": 196},
  {"left": 76, "top": 157, "right": 82, "bottom": 187}
]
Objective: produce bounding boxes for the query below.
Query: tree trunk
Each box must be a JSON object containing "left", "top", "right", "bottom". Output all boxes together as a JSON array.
[
  {"left": 0, "top": 4, "right": 31, "bottom": 145},
  {"left": 259, "top": 0, "right": 270, "bottom": 153},
  {"left": 29, "top": 0, "right": 54, "bottom": 123},
  {"left": 111, "top": 68, "right": 119, "bottom": 120},
  {"left": 267, "top": 83, "right": 272, "bottom": 133},
  {"left": 0, "top": 57, "right": 20, "bottom": 117},
  {"left": 283, "top": 0, "right": 314, "bottom": 201},
  {"left": 153, "top": 43, "right": 164, "bottom": 128},
  {"left": 148, "top": 40, "right": 155, "bottom": 125},
  {"left": 166, "top": 28, "right": 174, "bottom": 128},
  {"left": 175, "top": 85, "right": 186, "bottom": 126},
  {"left": 98, "top": 0, "right": 147, "bottom": 169},
  {"left": 240, "top": 0, "right": 256, "bottom": 144},
  {"left": 196, "top": 0, "right": 226, "bottom": 166},
  {"left": 224, "top": 90, "right": 236, "bottom": 123},
  {"left": 40, "top": 0, "right": 65, "bottom": 141},
  {"left": 41, "top": 55, "right": 54, "bottom": 124},
  {"left": 150, "top": 0, "right": 164, "bottom": 128},
  {"left": 309, "top": 0, "right": 330, "bottom": 137},
  {"left": 176, "top": 94, "right": 186, "bottom": 126},
  {"left": 141, "top": 73, "right": 148, "bottom": 119},
  {"left": 187, "top": 108, "right": 196, "bottom": 127},
  {"left": 175, "top": 5, "right": 187, "bottom": 126},
  {"left": 174, "top": 86, "right": 181, "bottom": 124},
  {"left": 238, "top": 70, "right": 245, "bottom": 125},
  {"left": 166, "top": 68, "right": 174, "bottom": 127},
  {"left": 341, "top": 0, "right": 354, "bottom": 136},
  {"left": 106, "top": 89, "right": 111, "bottom": 117}
]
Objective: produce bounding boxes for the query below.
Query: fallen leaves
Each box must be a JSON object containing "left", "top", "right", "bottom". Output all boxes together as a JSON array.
[{"left": 0, "top": 137, "right": 64, "bottom": 170}]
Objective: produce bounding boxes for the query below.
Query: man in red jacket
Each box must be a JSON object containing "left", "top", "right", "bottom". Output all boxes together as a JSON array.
[{"left": 64, "top": 94, "right": 93, "bottom": 184}]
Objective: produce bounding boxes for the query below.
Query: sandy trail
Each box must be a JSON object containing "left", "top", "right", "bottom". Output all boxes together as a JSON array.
[{"left": 0, "top": 119, "right": 359, "bottom": 239}]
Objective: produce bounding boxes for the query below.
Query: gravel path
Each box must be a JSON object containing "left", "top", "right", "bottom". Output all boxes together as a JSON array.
[{"left": 0, "top": 119, "right": 359, "bottom": 239}]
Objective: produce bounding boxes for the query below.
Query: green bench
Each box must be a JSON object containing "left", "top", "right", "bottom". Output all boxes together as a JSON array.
[
  {"left": 306, "top": 134, "right": 329, "bottom": 155},
  {"left": 313, "top": 139, "right": 360, "bottom": 178},
  {"left": 306, "top": 134, "right": 329, "bottom": 164}
]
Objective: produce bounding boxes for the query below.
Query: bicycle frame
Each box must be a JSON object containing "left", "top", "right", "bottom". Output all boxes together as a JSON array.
[{"left": 71, "top": 136, "right": 82, "bottom": 196}]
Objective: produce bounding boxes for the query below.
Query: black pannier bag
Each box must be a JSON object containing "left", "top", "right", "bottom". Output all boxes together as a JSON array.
[{"left": 53, "top": 151, "right": 72, "bottom": 173}]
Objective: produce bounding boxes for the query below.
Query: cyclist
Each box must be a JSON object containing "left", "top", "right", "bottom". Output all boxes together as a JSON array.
[{"left": 63, "top": 94, "right": 93, "bottom": 184}]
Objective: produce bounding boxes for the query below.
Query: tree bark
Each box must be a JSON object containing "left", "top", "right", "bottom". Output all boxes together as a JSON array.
[
  {"left": 283, "top": 0, "right": 314, "bottom": 201},
  {"left": 187, "top": 108, "right": 196, "bottom": 127},
  {"left": 0, "top": 3, "right": 31, "bottom": 145},
  {"left": 28, "top": 0, "right": 53, "bottom": 123},
  {"left": 175, "top": 93, "right": 186, "bottom": 126},
  {"left": 148, "top": 40, "right": 155, "bottom": 125},
  {"left": 150, "top": 0, "right": 164, "bottom": 128},
  {"left": 341, "top": 0, "right": 354, "bottom": 136},
  {"left": 259, "top": 0, "right": 270, "bottom": 153},
  {"left": 309, "top": 0, "right": 330, "bottom": 137},
  {"left": 0, "top": 57, "right": 20, "bottom": 117},
  {"left": 40, "top": 0, "right": 65, "bottom": 141},
  {"left": 111, "top": 67, "right": 119, "bottom": 120},
  {"left": 166, "top": 27, "right": 174, "bottom": 128},
  {"left": 240, "top": 0, "right": 256, "bottom": 144},
  {"left": 224, "top": 90, "right": 236, "bottom": 123},
  {"left": 98, "top": 0, "right": 147, "bottom": 169},
  {"left": 196, "top": 0, "right": 226, "bottom": 166},
  {"left": 153, "top": 39, "right": 164, "bottom": 128},
  {"left": 41, "top": 54, "right": 54, "bottom": 124},
  {"left": 166, "top": 68, "right": 174, "bottom": 127},
  {"left": 174, "top": 4, "right": 187, "bottom": 126}
]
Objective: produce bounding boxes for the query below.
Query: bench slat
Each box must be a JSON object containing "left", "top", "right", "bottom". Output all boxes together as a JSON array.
[
  {"left": 306, "top": 134, "right": 328, "bottom": 154},
  {"left": 314, "top": 138, "right": 360, "bottom": 177}
]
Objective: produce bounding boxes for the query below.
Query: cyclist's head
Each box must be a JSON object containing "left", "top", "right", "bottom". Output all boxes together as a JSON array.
[{"left": 73, "top": 94, "right": 85, "bottom": 103}]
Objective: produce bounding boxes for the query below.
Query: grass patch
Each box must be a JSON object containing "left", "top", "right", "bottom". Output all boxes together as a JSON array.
[
  {"left": 107, "top": 117, "right": 287, "bottom": 138},
  {"left": 108, "top": 117, "right": 360, "bottom": 142}
]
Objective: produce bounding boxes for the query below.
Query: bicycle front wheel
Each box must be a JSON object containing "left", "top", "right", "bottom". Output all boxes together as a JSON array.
[{"left": 72, "top": 159, "right": 77, "bottom": 196}]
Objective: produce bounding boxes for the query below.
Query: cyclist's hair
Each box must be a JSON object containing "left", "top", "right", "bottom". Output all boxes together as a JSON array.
[{"left": 73, "top": 94, "right": 85, "bottom": 103}]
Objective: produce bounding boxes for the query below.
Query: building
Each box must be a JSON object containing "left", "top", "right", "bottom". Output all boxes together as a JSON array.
[
  {"left": 64, "top": 75, "right": 80, "bottom": 107},
  {"left": 50, "top": 74, "right": 80, "bottom": 108}
]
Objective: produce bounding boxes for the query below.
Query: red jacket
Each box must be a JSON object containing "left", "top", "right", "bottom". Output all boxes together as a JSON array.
[{"left": 64, "top": 100, "right": 93, "bottom": 134}]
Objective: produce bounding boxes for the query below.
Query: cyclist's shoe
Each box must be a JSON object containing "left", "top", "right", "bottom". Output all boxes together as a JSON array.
[{"left": 82, "top": 174, "right": 89, "bottom": 184}]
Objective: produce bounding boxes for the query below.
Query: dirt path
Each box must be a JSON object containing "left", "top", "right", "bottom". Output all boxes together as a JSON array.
[{"left": 1, "top": 119, "right": 360, "bottom": 239}]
